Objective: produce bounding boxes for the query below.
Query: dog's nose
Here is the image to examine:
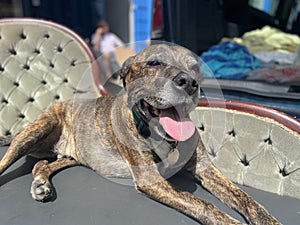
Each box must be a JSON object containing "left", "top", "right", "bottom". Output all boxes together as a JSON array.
[{"left": 173, "top": 73, "right": 199, "bottom": 95}]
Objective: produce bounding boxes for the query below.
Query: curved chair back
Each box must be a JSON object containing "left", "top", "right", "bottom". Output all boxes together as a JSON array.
[
  {"left": 0, "top": 18, "right": 103, "bottom": 137},
  {"left": 191, "top": 98, "right": 300, "bottom": 199}
]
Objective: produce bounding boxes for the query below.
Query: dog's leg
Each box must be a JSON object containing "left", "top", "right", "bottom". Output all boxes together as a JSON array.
[
  {"left": 192, "top": 141, "right": 282, "bottom": 225},
  {"left": 31, "top": 156, "right": 79, "bottom": 201},
  {"left": 123, "top": 149, "right": 245, "bottom": 225},
  {"left": 0, "top": 112, "right": 57, "bottom": 175}
]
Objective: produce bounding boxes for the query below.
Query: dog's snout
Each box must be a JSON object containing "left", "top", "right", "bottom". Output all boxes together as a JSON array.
[{"left": 173, "top": 73, "right": 199, "bottom": 95}]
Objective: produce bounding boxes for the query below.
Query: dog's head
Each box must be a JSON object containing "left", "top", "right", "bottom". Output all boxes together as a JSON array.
[{"left": 117, "top": 44, "right": 201, "bottom": 142}]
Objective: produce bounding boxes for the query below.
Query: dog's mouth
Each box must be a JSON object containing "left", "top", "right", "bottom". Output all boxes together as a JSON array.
[{"left": 137, "top": 98, "right": 196, "bottom": 142}]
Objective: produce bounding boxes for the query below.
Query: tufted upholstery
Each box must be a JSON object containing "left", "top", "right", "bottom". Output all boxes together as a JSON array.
[
  {"left": 191, "top": 98, "right": 300, "bottom": 200},
  {"left": 0, "top": 18, "right": 104, "bottom": 137}
]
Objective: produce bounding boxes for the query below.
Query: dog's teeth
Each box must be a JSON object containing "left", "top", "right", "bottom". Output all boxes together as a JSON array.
[
  {"left": 153, "top": 108, "right": 160, "bottom": 116},
  {"left": 143, "top": 100, "right": 150, "bottom": 107}
]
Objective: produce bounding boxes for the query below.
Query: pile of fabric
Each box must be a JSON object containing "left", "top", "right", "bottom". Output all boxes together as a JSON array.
[
  {"left": 234, "top": 26, "right": 300, "bottom": 54},
  {"left": 201, "top": 26, "right": 300, "bottom": 83}
]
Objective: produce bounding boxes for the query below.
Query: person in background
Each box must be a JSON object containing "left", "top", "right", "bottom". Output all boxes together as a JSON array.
[{"left": 92, "top": 20, "right": 124, "bottom": 84}]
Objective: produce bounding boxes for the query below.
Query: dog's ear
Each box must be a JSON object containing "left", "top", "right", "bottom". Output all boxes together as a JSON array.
[{"left": 113, "top": 56, "right": 134, "bottom": 88}]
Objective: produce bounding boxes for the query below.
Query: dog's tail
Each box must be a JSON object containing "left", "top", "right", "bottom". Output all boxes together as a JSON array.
[{"left": 0, "top": 135, "right": 13, "bottom": 146}]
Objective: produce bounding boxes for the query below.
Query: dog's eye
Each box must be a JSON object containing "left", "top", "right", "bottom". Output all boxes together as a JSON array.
[
  {"left": 147, "top": 61, "right": 161, "bottom": 67},
  {"left": 191, "top": 64, "right": 200, "bottom": 73}
]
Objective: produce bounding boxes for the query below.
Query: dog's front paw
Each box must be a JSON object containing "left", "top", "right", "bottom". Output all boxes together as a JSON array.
[{"left": 30, "top": 176, "right": 52, "bottom": 202}]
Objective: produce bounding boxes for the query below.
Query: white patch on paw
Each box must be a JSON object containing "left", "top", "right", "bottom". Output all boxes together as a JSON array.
[{"left": 30, "top": 176, "right": 52, "bottom": 201}]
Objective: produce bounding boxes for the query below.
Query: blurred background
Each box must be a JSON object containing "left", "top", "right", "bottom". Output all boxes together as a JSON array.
[
  {"left": 1, "top": 0, "right": 300, "bottom": 118},
  {"left": 1, "top": 0, "right": 299, "bottom": 54}
]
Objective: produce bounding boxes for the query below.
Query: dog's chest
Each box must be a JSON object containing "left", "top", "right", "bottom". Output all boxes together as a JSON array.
[{"left": 152, "top": 134, "right": 199, "bottom": 179}]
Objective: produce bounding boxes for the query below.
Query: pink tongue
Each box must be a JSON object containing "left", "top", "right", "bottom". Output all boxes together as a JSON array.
[{"left": 159, "top": 108, "right": 195, "bottom": 142}]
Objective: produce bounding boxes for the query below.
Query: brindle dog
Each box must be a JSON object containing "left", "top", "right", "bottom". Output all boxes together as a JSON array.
[{"left": 0, "top": 44, "right": 281, "bottom": 225}]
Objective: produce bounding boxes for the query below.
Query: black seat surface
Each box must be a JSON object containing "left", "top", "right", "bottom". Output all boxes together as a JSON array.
[{"left": 0, "top": 146, "right": 299, "bottom": 225}]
